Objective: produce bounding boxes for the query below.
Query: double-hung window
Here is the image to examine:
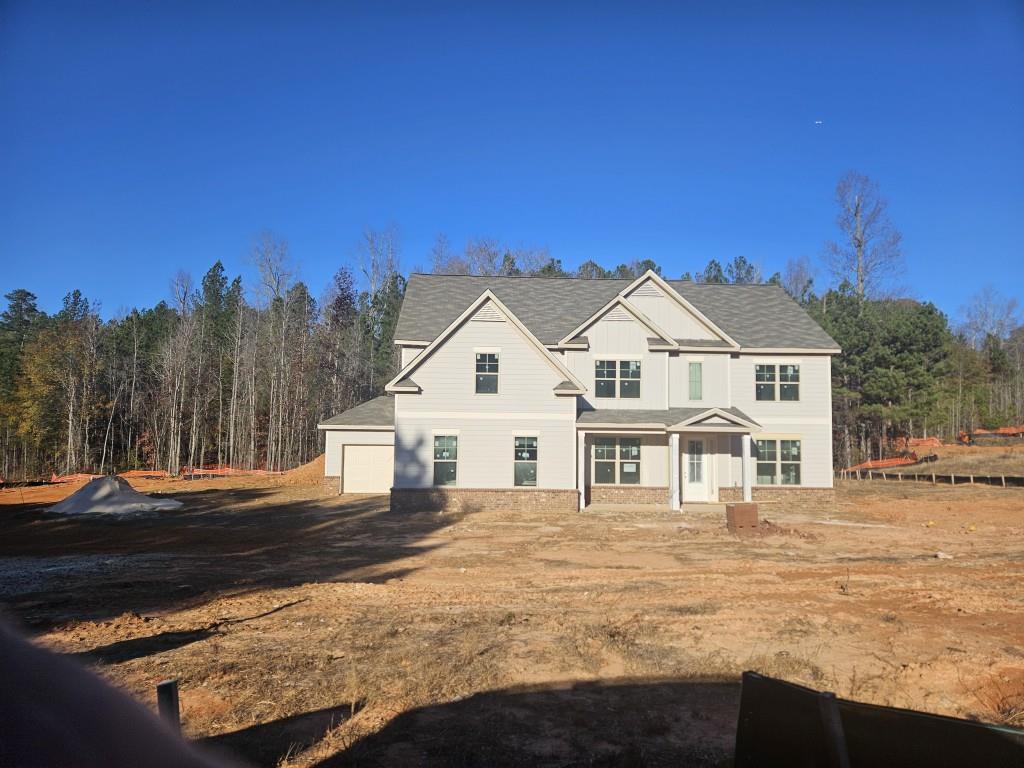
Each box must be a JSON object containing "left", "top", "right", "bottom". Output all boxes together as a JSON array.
[
  {"left": 594, "top": 437, "right": 641, "bottom": 484},
  {"left": 755, "top": 364, "right": 800, "bottom": 401},
  {"left": 475, "top": 352, "right": 499, "bottom": 394},
  {"left": 433, "top": 435, "right": 458, "bottom": 486},
  {"left": 513, "top": 436, "right": 538, "bottom": 486},
  {"left": 688, "top": 361, "right": 702, "bottom": 400},
  {"left": 595, "top": 360, "right": 641, "bottom": 399},
  {"left": 755, "top": 438, "right": 801, "bottom": 485}
]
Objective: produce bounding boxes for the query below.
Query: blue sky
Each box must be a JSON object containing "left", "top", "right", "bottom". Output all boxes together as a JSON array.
[{"left": 2, "top": 1, "right": 1022, "bottom": 321}]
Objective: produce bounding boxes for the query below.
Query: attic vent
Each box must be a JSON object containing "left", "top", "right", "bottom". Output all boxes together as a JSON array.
[
  {"left": 471, "top": 302, "right": 505, "bottom": 322},
  {"left": 604, "top": 305, "right": 632, "bottom": 322},
  {"left": 632, "top": 281, "right": 663, "bottom": 297}
]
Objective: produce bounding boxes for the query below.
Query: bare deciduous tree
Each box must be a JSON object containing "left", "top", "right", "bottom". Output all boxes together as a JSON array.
[
  {"left": 961, "top": 285, "right": 1020, "bottom": 349},
  {"left": 825, "top": 171, "right": 903, "bottom": 299}
]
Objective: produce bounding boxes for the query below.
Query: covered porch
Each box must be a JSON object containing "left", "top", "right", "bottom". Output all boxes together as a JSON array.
[{"left": 575, "top": 406, "right": 761, "bottom": 511}]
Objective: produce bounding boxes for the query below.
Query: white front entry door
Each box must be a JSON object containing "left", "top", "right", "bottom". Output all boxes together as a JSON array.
[{"left": 684, "top": 438, "right": 711, "bottom": 502}]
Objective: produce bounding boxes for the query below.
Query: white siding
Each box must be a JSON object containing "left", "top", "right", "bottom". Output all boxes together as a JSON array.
[
  {"left": 669, "top": 353, "right": 730, "bottom": 408},
  {"left": 396, "top": 416, "right": 575, "bottom": 489},
  {"left": 625, "top": 289, "right": 718, "bottom": 340},
  {"left": 727, "top": 355, "right": 833, "bottom": 488},
  {"left": 565, "top": 316, "right": 668, "bottom": 410},
  {"left": 394, "top": 310, "right": 576, "bottom": 489},
  {"left": 584, "top": 433, "right": 669, "bottom": 487},
  {"left": 400, "top": 346, "right": 422, "bottom": 368},
  {"left": 323, "top": 429, "right": 394, "bottom": 477}
]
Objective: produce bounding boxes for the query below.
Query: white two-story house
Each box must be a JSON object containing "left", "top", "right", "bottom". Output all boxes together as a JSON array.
[{"left": 318, "top": 270, "right": 840, "bottom": 513}]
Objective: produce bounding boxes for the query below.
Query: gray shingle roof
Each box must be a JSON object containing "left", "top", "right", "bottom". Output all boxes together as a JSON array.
[
  {"left": 394, "top": 274, "right": 838, "bottom": 349},
  {"left": 319, "top": 395, "right": 394, "bottom": 428},
  {"left": 576, "top": 406, "right": 760, "bottom": 428}
]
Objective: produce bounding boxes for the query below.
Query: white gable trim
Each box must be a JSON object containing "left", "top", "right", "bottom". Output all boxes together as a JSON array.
[
  {"left": 621, "top": 270, "right": 740, "bottom": 349},
  {"left": 557, "top": 295, "right": 678, "bottom": 348},
  {"left": 667, "top": 407, "right": 760, "bottom": 432},
  {"left": 385, "top": 290, "right": 586, "bottom": 395}
]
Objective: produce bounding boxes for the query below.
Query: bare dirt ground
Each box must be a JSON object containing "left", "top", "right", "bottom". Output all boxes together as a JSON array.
[{"left": 1, "top": 470, "right": 1023, "bottom": 766}]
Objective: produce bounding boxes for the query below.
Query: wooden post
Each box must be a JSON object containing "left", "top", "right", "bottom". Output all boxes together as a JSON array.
[
  {"left": 932, "top": 473, "right": 935, "bottom": 485},
  {"left": 1002, "top": 475, "right": 1006, "bottom": 488},
  {"left": 157, "top": 679, "right": 180, "bottom": 734}
]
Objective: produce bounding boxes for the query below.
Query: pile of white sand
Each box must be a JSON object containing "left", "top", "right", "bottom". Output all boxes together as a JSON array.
[{"left": 49, "top": 476, "right": 183, "bottom": 516}]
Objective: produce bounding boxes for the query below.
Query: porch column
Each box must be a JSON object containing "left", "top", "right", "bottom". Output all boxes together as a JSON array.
[
  {"left": 577, "top": 430, "right": 586, "bottom": 512},
  {"left": 741, "top": 434, "right": 753, "bottom": 502},
  {"left": 670, "top": 432, "right": 681, "bottom": 511}
]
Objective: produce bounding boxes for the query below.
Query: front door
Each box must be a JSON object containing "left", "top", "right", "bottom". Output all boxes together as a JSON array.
[{"left": 684, "top": 438, "right": 710, "bottom": 502}]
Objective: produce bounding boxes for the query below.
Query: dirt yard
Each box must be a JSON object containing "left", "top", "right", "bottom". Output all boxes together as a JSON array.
[{"left": 1, "top": 470, "right": 1022, "bottom": 766}]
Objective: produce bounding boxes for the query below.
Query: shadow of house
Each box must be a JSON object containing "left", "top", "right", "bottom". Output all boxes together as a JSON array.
[
  {"left": 202, "top": 705, "right": 357, "bottom": 768},
  {"left": 312, "top": 677, "right": 741, "bottom": 768},
  {"left": 0, "top": 452, "right": 446, "bottom": 629}
]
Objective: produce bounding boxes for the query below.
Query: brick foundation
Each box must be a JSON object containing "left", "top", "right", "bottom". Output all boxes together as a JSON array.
[
  {"left": 390, "top": 487, "right": 579, "bottom": 514},
  {"left": 718, "top": 486, "right": 836, "bottom": 514},
  {"left": 587, "top": 485, "right": 670, "bottom": 505}
]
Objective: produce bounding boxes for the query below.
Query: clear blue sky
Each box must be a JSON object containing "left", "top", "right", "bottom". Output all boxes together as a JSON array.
[{"left": 2, "top": 1, "right": 1022, "bottom": 321}]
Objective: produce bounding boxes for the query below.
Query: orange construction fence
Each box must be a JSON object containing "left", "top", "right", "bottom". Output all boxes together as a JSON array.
[{"left": 846, "top": 453, "right": 920, "bottom": 472}]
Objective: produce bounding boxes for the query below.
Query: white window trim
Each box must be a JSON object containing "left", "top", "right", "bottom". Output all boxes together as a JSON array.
[
  {"left": 754, "top": 437, "right": 802, "bottom": 487},
  {"left": 594, "top": 358, "right": 642, "bottom": 400},
  {"left": 432, "top": 433, "right": 459, "bottom": 488},
  {"left": 688, "top": 360, "right": 703, "bottom": 402},
  {"left": 513, "top": 434, "right": 539, "bottom": 488},
  {"left": 474, "top": 348, "right": 500, "bottom": 395},
  {"left": 591, "top": 436, "right": 642, "bottom": 485},
  {"left": 754, "top": 360, "right": 802, "bottom": 402}
]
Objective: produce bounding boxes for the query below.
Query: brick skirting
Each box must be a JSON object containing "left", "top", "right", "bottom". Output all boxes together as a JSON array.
[
  {"left": 587, "top": 485, "right": 670, "bottom": 505},
  {"left": 390, "top": 487, "right": 579, "bottom": 514},
  {"left": 718, "top": 486, "right": 836, "bottom": 514}
]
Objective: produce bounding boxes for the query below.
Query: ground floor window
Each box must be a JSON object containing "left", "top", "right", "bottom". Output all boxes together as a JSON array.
[
  {"left": 755, "top": 438, "right": 801, "bottom": 485},
  {"left": 594, "top": 437, "right": 641, "bottom": 484},
  {"left": 514, "top": 436, "right": 538, "bottom": 486},
  {"left": 433, "top": 435, "right": 458, "bottom": 486}
]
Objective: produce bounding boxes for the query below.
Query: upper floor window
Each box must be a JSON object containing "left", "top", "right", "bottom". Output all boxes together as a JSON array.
[
  {"left": 688, "top": 361, "right": 702, "bottom": 400},
  {"left": 755, "top": 364, "right": 800, "bottom": 401},
  {"left": 595, "top": 360, "right": 641, "bottom": 399},
  {"left": 475, "top": 352, "right": 499, "bottom": 394}
]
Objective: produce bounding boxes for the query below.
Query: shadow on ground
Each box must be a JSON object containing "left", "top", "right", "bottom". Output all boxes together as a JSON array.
[
  {"left": 0, "top": 480, "right": 453, "bottom": 629},
  {"left": 202, "top": 705, "right": 358, "bottom": 767},
  {"left": 217, "top": 677, "right": 742, "bottom": 768}
]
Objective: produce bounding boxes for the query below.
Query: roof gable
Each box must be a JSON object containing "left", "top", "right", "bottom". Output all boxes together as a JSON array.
[
  {"left": 385, "top": 291, "right": 586, "bottom": 395},
  {"left": 558, "top": 295, "right": 677, "bottom": 348},
  {"left": 622, "top": 272, "right": 738, "bottom": 347}
]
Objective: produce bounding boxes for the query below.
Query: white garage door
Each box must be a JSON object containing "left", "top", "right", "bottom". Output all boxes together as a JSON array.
[{"left": 343, "top": 445, "right": 394, "bottom": 493}]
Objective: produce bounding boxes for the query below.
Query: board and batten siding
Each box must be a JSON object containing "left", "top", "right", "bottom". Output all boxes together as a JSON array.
[
  {"left": 726, "top": 355, "right": 834, "bottom": 488},
  {"left": 323, "top": 429, "right": 395, "bottom": 477},
  {"left": 394, "top": 304, "right": 577, "bottom": 489},
  {"left": 564, "top": 315, "right": 668, "bottom": 411},
  {"left": 624, "top": 286, "right": 718, "bottom": 340}
]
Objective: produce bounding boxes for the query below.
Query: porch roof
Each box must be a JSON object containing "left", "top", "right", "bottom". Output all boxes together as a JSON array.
[{"left": 576, "top": 406, "right": 760, "bottom": 431}]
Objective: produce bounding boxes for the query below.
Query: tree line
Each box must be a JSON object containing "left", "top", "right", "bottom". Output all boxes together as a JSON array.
[{"left": 0, "top": 172, "right": 1020, "bottom": 479}]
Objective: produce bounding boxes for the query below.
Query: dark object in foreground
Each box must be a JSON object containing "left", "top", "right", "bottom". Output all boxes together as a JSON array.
[
  {"left": 725, "top": 502, "right": 759, "bottom": 536},
  {"left": 0, "top": 618, "right": 240, "bottom": 768},
  {"left": 734, "top": 671, "right": 1024, "bottom": 767}
]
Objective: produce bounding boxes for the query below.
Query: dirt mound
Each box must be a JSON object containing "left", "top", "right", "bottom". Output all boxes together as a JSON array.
[
  {"left": 48, "top": 476, "right": 183, "bottom": 516},
  {"left": 279, "top": 454, "right": 326, "bottom": 485}
]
